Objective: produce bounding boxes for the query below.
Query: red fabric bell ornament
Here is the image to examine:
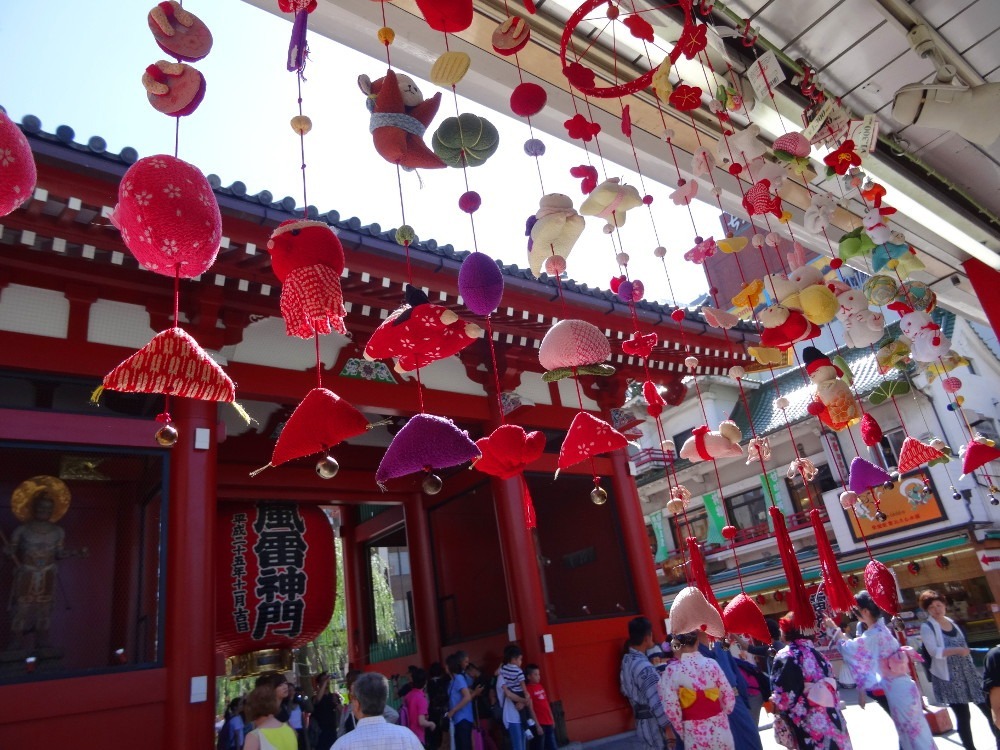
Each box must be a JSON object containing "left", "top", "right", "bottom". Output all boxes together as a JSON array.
[
  {"left": 556, "top": 412, "right": 628, "bottom": 477},
  {"left": 961, "top": 438, "right": 1000, "bottom": 478},
  {"left": 415, "top": 0, "right": 474, "bottom": 32},
  {"left": 251, "top": 388, "right": 372, "bottom": 475},
  {"left": 111, "top": 155, "right": 221, "bottom": 277},
  {"left": 723, "top": 593, "right": 771, "bottom": 643},
  {"left": 769, "top": 506, "right": 815, "bottom": 630},
  {"left": 864, "top": 559, "right": 899, "bottom": 615},
  {"left": 267, "top": 219, "right": 347, "bottom": 339},
  {"left": 0, "top": 111, "right": 37, "bottom": 217},
  {"left": 810, "top": 509, "right": 855, "bottom": 613},
  {"left": 95, "top": 327, "right": 237, "bottom": 404},
  {"left": 474, "top": 424, "right": 545, "bottom": 528}
]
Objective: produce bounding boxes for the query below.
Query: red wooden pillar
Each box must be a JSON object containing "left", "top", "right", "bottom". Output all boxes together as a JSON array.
[
  {"left": 164, "top": 399, "right": 218, "bottom": 749},
  {"left": 404, "top": 492, "right": 441, "bottom": 667},
  {"left": 592, "top": 378, "right": 667, "bottom": 642},
  {"left": 340, "top": 510, "right": 369, "bottom": 670},
  {"left": 964, "top": 258, "right": 1000, "bottom": 338}
]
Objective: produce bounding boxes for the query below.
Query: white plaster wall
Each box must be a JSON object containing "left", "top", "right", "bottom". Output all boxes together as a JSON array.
[
  {"left": 417, "top": 355, "right": 485, "bottom": 396},
  {"left": 0, "top": 284, "right": 69, "bottom": 338},
  {"left": 87, "top": 299, "right": 156, "bottom": 348},
  {"left": 556, "top": 377, "right": 599, "bottom": 411},
  {"left": 222, "top": 316, "right": 345, "bottom": 371},
  {"left": 517, "top": 370, "right": 553, "bottom": 406}
]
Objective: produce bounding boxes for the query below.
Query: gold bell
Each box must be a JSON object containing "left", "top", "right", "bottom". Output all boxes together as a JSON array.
[{"left": 290, "top": 115, "right": 312, "bottom": 135}]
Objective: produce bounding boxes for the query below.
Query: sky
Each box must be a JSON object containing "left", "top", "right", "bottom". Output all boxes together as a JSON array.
[{"left": 0, "top": 0, "right": 718, "bottom": 303}]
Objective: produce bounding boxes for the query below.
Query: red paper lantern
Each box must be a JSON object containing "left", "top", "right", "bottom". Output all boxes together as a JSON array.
[
  {"left": 216, "top": 503, "right": 336, "bottom": 659},
  {"left": 773, "top": 590, "right": 785, "bottom": 602}
]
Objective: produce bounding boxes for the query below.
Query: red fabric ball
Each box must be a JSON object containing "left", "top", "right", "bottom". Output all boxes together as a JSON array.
[
  {"left": 671, "top": 309, "right": 685, "bottom": 322},
  {"left": 642, "top": 194, "right": 653, "bottom": 205},
  {"left": 830, "top": 258, "right": 844, "bottom": 269},
  {"left": 721, "top": 525, "right": 737, "bottom": 540},
  {"left": 510, "top": 82, "right": 547, "bottom": 117},
  {"left": 111, "top": 155, "right": 221, "bottom": 278},
  {"left": 0, "top": 111, "right": 36, "bottom": 218},
  {"left": 807, "top": 401, "right": 825, "bottom": 416},
  {"left": 860, "top": 413, "right": 883, "bottom": 448},
  {"left": 728, "top": 163, "right": 743, "bottom": 176}
]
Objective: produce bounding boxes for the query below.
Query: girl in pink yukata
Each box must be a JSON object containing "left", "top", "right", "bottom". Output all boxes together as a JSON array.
[
  {"left": 658, "top": 631, "right": 736, "bottom": 750},
  {"left": 825, "top": 591, "right": 933, "bottom": 750},
  {"left": 770, "top": 612, "right": 852, "bottom": 750}
]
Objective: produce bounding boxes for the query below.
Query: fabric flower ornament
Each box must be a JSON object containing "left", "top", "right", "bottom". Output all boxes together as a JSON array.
[
  {"left": 622, "top": 13, "right": 654, "bottom": 42},
  {"left": 747, "top": 346, "right": 784, "bottom": 365},
  {"left": 701, "top": 306, "right": 739, "bottom": 330},
  {"left": 569, "top": 164, "right": 599, "bottom": 194},
  {"left": 676, "top": 22, "right": 708, "bottom": 59},
  {"left": 861, "top": 182, "right": 887, "bottom": 206},
  {"left": 622, "top": 331, "right": 657, "bottom": 357},
  {"left": 669, "top": 180, "right": 698, "bottom": 206},
  {"left": 691, "top": 146, "right": 715, "bottom": 177},
  {"left": 669, "top": 84, "right": 703, "bottom": 111},
  {"left": 564, "top": 113, "right": 601, "bottom": 142},
  {"left": 563, "top": 62, "right": 596, "bottom": 91},
  {"left": 717, "top": 236, "right": 748, "bottom": 254},
  {"left": 620, "top": 105, "right": 632, "bottom": 137},
  {"left": 731, "top": 279, "right": 764, "bottom": 311},
  {"left": 684, "top": 237, "right": 717, "bottom": 264},
  {"left": 824, "top": 139, "right": 861, "bottom": 176}
]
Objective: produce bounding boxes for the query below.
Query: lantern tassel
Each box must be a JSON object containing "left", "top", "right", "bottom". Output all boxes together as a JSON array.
[
  {"left": 769, "top": 506, "right": 815, "bottom": 630},
  {"left": 230, "top": 401, "right": 253, "bottom": 425},
  {"left": 249, "top": 463, "right": 274, "bottom": 478},
  {"left": 686, "top": 536, "right": 722, "bottom": 613},
  {"left": 810, "top": 508, "right": 855, "bottom": 614},
  {"left": 90, "top": 385, "right": 105, "bottom": 405},
  {"left": 520, "top": 475, "right": 537, "bottom": 530}
]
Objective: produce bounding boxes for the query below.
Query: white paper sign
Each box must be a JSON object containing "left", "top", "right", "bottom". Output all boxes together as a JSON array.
[
  {"left": 848, "top": 114, "right": 880, "bottom": 154},
  {"left": 746, "top": 50, "right": 784, "bottom": 100},
  {"left": 802, "top": 98, "right": 836, "bottom": 141}
]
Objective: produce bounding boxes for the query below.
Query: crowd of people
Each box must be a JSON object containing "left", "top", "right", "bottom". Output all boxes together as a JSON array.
[
  {"left": 620, "top": 588, "right": 1000, "bottom": 750},
  {"left": 215, "top": 647, "right": 558, "bottom": 750}
]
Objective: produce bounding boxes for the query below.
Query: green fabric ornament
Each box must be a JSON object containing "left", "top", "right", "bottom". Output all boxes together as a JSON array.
[
  {"left": 868, "top": 379, "right": 910, "bottom": 405},
  {"left": 838, "top": 226, "right": 876, "bottom": 260},
  {"left": 542, "top": 363, "right": 616, "bottom": 382},
  {"left": 432, "top": 114, "right": 500, "bottom": 168}
]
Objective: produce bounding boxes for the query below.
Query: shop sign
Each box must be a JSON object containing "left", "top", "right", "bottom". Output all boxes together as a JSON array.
[
  {"left": 844, "top": 469, "right": 946, "bottom": 542},
  {"left": 978, "top": 551, "right": 1000, "bottom": 572},
  {"left": 216, "top": 502, "right": 336, "bottom": 658}
]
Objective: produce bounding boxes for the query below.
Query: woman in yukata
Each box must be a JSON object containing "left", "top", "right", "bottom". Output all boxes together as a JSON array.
[
  {"left": 770, "top": 612, "right": 853, "bottom": 750},
  {"left": 825, "top": 590, "right": 933, "bottom": 750},
  {"left": 658, "top": 630, "right": 736, "bottom": 750}
]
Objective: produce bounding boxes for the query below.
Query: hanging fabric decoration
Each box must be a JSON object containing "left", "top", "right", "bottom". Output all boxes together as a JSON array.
[
  {"left": 769, "top": 506, "right": 815, "bottom": 631},
  {"left": 473, "top": 424, "right": 546, "bottom": 528},
  {"left": 376, "top": 413, "right": 481, "bottom": 491},
  {"left": 961, "top": 435, "right": 1000, "bottom": 478},
  {"left": 0, "top": 111, "right": 37, "bottom": 217},
  {"left": 148, "top": 1, "right": 213, "bottom": 61},
  {"left": 250, "top": 388, "right": 379, "bottom": 478},
  {"left": 810, "top": 509, "right": 855, "bottom": 614},
  {"left": 538, "top": 319, "right": 615, "bottom": 381},
  {"left": 686, "top": 536, "right": 721, "bottom": 613},
  {"left": 267, "top": 219, "right": 347, "bottom": 339},
  {"left": 358, "top": 70, "right": 446, "bottom": 171},
  {"left": 864, "top": 559, "right": 900, "bottom": 615},
  {"left": 723, "top": 593, "right": 772, "bottom": 643},
  {"left": 556, "top": 412, "right": 628, "bottom": 478}
]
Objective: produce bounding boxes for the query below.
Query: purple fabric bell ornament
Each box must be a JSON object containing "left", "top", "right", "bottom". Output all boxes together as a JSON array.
[
  {"left": 376, "top": 413, "right": 481, "bottom": 490},
  {"left": 848, "top": 457, "right": 893, "bottom": 494},
  {"left": 458, "top": 251, "right": 504, "bottom": 316}
]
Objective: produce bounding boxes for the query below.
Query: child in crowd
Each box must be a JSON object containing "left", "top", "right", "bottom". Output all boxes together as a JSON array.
[
  {"left": 499, "top": 643, "right": 536, "bottom": 748},
  {"left": 524, "top": 664, "right": 557, "bottom": 750}
]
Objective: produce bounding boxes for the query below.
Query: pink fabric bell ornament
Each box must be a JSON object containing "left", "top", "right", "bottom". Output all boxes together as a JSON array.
[
  {"left": 267, "top": 219, "right": 347, "bottom": 339},
  {"left": 110, "top": 155, "right": 222, "bottom": 277},
  {"left": 0, "top": 111, "right": 37, "bottom": 217},
  {"left": 669, "top": 586, "right": 724, "bottom": 638}
]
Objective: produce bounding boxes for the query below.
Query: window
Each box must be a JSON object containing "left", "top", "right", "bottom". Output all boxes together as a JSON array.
[
  {"left": 669, "top": 509, "right": 709, "bottom": 548},
  {"left": 785, "top": 464, "right": 838, "bottom": 513},
  {"left": 366, "top": 527, "right": 416, "bottom": 662},
  {"left": 673, "top": 428, "right": 694, "bottom": 453},
  {"left": 725, "top": 486, "right": 769, "bottom": 531},
  {"left": 876, "top": 429, "right": 907, "bottom": 470}
]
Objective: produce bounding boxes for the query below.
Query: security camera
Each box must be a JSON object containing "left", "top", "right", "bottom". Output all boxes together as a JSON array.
[
  {"left": 951, "top": 275, "right": 962, "bottom": 287},
  {"left": 893, "top": 82, "right": 1000, "bottom": 146}
]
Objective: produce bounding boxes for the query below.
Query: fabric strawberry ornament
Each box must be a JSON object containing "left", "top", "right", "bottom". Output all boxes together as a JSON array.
[{"left": 0, "top": 110, "right": 36, "bottom": 217}]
